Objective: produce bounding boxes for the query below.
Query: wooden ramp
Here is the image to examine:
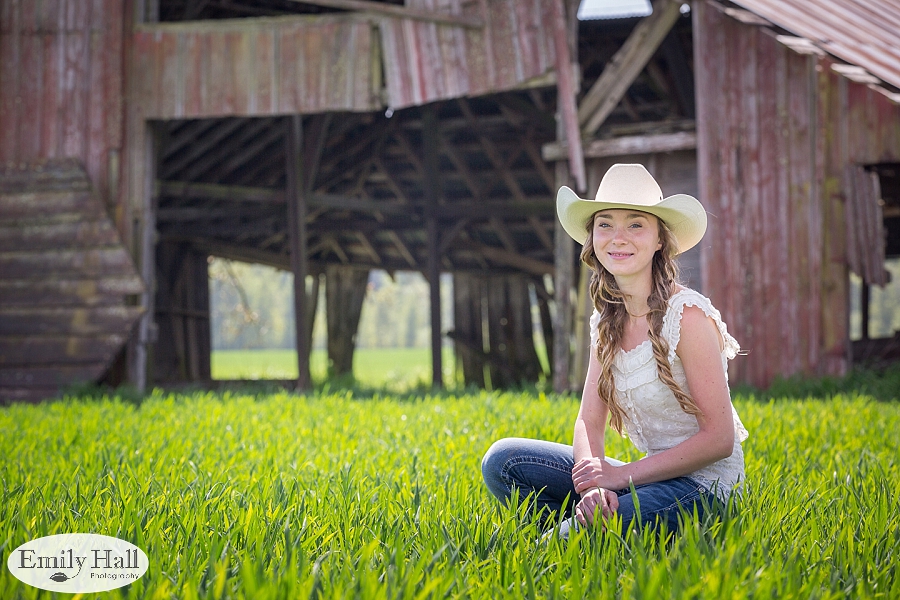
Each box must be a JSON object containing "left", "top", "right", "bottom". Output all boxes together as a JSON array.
[{"left": 0, "top": 160, "right": 145, "bottom": 403}]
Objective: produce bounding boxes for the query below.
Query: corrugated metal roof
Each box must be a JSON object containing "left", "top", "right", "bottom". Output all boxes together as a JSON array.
[
  {"left": 380, "top": 0, "right": 555, "bottom": 109},
  {"left": 133, "top": 1, "right": 557, "bottom": 118},
  {"left": 730, "top": 0, "right": 900, "bottom": 90},
  {"left": 133, "top": 16, "right": 381, "bottom": 119}
]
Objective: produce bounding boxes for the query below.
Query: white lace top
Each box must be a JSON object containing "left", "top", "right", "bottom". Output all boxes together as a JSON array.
[{"left": 589, "top": 288, "right": 748, "bottom": 499}]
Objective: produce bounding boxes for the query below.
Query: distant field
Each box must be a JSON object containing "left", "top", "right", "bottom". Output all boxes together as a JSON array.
[{"left": 212, "top": 347, "right": 457, "bottom": 389}]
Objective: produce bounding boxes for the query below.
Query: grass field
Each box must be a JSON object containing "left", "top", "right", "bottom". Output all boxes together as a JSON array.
[
  {"left": 211, "top": 348, "right": 458, "bottom": 390},
  {"left": 1, "top": 385, "right": 898, "bottom": 599}
]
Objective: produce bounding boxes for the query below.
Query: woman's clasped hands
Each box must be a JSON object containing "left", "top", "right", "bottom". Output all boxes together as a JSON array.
[{"left": 572, "top": 457, "right": 626, "bottom": 526}]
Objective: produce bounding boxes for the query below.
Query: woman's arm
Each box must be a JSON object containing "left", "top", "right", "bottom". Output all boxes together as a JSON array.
[
  {"left": 573, "top": 348, "right": 619, "bottom": 525},
  {"left": 572, "top": 305, "right": 735, "bottom": 494},
  {"left": 573, "top": 348, "right": 608, "bottom": 462}
]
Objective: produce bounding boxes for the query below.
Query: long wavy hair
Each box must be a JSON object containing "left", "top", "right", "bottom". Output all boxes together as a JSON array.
[{"left": 580, "top": 212, "right": 702, "bottom": 434}]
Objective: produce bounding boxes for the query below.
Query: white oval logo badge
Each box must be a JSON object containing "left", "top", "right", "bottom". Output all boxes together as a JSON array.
[{"left": 7, "top": 533, "right": 149, "bottom": 593}]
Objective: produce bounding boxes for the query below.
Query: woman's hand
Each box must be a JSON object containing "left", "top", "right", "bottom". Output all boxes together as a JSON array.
[
  {"left": 575, "top": 487, "right": 619, "bottom": 526},
  {"left": 572, "top": 457, "right": 626, "bottom": 494}
]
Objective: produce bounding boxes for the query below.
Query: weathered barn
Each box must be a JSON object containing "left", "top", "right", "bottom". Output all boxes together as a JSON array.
[
  {"left": 691, "top": 0, "right": 900, "bottom": 387},
  {"left": 2, "top": 0, "right": 897, "bottom": 401},
  {"left": 4, "top": 0, "right": 684, "bottom": 400}
]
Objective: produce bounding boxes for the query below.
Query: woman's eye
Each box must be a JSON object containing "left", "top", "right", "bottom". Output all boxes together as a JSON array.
[{"left": 629, "top": 223, "right": 642, "bottom": 228}]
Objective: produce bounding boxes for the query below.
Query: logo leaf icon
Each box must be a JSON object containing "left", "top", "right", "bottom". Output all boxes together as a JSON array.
[{"left": 49, "top": 572, "right": 69, "bottom": 582}]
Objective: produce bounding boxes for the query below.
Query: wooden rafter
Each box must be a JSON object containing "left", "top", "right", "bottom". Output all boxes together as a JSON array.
[
  {"left": 162, "top": 119, "right": 245, "bottom": 177},
  {"left": 457, "top": 99, "right": 553, "bottom": 251},
  {"left": 578, "top": 0, "right": 683, "bottom": 136},
  {"left": 215, "top": 124, "right": 285, "bottom": 181},
  {"left": 523, "top": 140, "right": 555, "bottom": 191},
  {"left": 490, "top": 217, "right": 517, "bottom": 253},
  {"left": 182, "top": 119, "right": 273, "bottom": 181},
  {"left": 372, "top": 156, "right": 411, "bottom": 204},
  {"left": 439, "top": 219, "right": 470, "bottom": 253},
  {"left": 439, "top": 133, "right": 482, "bottom": 199},
  {"left": 386, "top": 230, "right": 417, "bottom": 268},
  {"left": 354, "top": 231, "right": 382, "bottom": 265}
]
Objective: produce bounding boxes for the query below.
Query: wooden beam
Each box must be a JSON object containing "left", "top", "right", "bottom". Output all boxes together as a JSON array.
[
  {"left": 578, "top": 0, "right": 683, "bottom": 136},
  {"left": 550, "top": 0, "right": 586, "bottom": 191},
  {"left": 355, "top": 231, "right": 382, "bottom": 265},
  {"left": 542, "top": 130, "right": 697, "bottom": 161},
  {"left": 461, "top": 242, "right": 554, "bottom": 277},
  {"left": 490, "top": 217, "right": 518, "bottom": 253},
  {"left": 282, "top": 0, "right": 483, "bottom": 28},
  {"left": 372, "top": 156, "right": 411, "bottom": 204},
  {"left": 387, "top": 230, "right": 417, "bottom": 268},
  {"left": 439, "top": 133, "right": 482, "bottom": 199},
  {"left": 158, "top": 180, "right": 284, "bottom": 203},
  {"left": 523, "top": 140, "right": 555, "bottom": 191},
  {"left": 439, "top": 219, "right": 470, "bottom": 253}
]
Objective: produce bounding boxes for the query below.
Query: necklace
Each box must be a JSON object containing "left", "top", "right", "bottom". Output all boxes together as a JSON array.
[{"left": 626, "top": 309, "right": 651, "bottom": 319}]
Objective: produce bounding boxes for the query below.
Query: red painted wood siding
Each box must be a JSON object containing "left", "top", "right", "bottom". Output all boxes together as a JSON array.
[
  {"left": 694, "top": 1, "right": 900, "bottom": 388},
  {"left": 0, "top": 0, "right": 125, "bottom": 207}
]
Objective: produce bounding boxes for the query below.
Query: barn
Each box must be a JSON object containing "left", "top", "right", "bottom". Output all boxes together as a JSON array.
[{"left": 1, "top": 0, "right": 898, "bottom": 401}]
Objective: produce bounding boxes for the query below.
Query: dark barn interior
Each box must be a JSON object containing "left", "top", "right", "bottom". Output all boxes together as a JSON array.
[{"left": 145, "top": 0, "right": 698, "bottom": 390}]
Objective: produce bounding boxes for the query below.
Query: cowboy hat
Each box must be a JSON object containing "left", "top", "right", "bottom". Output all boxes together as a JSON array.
[{"left": 556, "top": 163, "right": 707, "bottom": 254}]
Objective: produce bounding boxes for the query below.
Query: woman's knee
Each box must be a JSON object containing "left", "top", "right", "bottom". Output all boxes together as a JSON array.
[{"left": 481, "top": 438, "right": 519, "bottom": 481}]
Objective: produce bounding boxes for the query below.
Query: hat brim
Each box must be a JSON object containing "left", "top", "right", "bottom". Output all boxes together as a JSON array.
[{"left": 556, "top": 186, "right": 707, "bottom": 254}]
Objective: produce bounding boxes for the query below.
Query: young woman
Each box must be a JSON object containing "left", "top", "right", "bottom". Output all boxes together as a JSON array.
[{"left": 481, "top": 163, "right": 748, "bottom": 534}]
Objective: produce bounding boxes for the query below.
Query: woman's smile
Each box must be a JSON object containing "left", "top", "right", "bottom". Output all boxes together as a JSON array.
[{"left": 592, "top": 209, "right": 662, "bottom": 279}]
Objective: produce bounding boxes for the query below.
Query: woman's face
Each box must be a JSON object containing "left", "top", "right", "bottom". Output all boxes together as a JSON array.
[{"left": 591, "top": 209, "right": 662, "bottom": 280}]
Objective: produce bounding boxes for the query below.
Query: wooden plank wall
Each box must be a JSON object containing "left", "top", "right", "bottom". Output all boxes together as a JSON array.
[
  {"left": 0, "top": 161, "right": 144, "bottom": 402},
  {"left": 381, "top": 0, "right": 555, "bottom": 109},
  {"left": 0, "top": 0, "right": 124, "bottom": 216},
  {"left": 132, "top": 15, "right": 379, "bottom": 119},
  {"left": 694, "top": 1, "right": 900, "bottom": 388}
]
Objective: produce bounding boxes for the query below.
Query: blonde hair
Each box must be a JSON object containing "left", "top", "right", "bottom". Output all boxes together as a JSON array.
[{"left": 579, "top": 214, "right": 702, "bottom": 434}]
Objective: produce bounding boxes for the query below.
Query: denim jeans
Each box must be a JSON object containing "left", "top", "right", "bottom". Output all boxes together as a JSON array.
[{"left": 481, "top": 437, "right": 718, "bottom": 533}]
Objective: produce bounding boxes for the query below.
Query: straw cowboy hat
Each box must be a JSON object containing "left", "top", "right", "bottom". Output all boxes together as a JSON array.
[{"left": 556, "top": 163, "right": 707, "bottom": 254}]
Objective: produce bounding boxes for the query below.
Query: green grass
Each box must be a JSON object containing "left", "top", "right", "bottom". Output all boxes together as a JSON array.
[
  {"left": 1, "top": 390, "right": 898, "bottom": 599},
  {"left": 211, "top": 348, "right": 457, "bottom": 390}
]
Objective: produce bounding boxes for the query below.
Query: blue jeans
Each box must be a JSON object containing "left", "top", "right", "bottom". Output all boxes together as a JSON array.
[{"left": 481, "top": 437, "right": 719, "bottom": 532}]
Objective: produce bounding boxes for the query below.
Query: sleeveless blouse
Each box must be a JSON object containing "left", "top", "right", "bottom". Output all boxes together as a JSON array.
[{"left": 589, "top": 288, "right": 748, "bottom": 499}]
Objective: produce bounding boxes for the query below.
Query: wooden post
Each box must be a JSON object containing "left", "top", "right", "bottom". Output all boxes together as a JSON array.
[
  {"left": 422, "top": 107, "right": 443, "bottom": 388},
  {"left": 553, "top": 161, "right": 575, "bottom": 393},
  {"left": 325, "top": 265, "right": 369, "bottom": 378},
  {"left": 550, "top": 0, "right": 586, "bottom": 192},
  {"left": 132, "top": 121, "right": 159, "bottom": 392},
  {"left": 286, "top": 115, "right": 312, "bottom": 390}
]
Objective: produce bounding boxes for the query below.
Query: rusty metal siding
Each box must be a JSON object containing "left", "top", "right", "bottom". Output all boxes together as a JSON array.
[
  {"left": 132, "top": 16, "right": 380, "bottom": 119},
  {"left": 0, "top": 0, "right": 124, "bottom": 206},
  {"left": 731, "top": 0, "right": 900, "bottom": 90},
  {"left": 380, "top": 0, "right": 555, "bottom": 109},
  {"left": 695, "top": 1, "right": 900, "bottom": 388}
]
